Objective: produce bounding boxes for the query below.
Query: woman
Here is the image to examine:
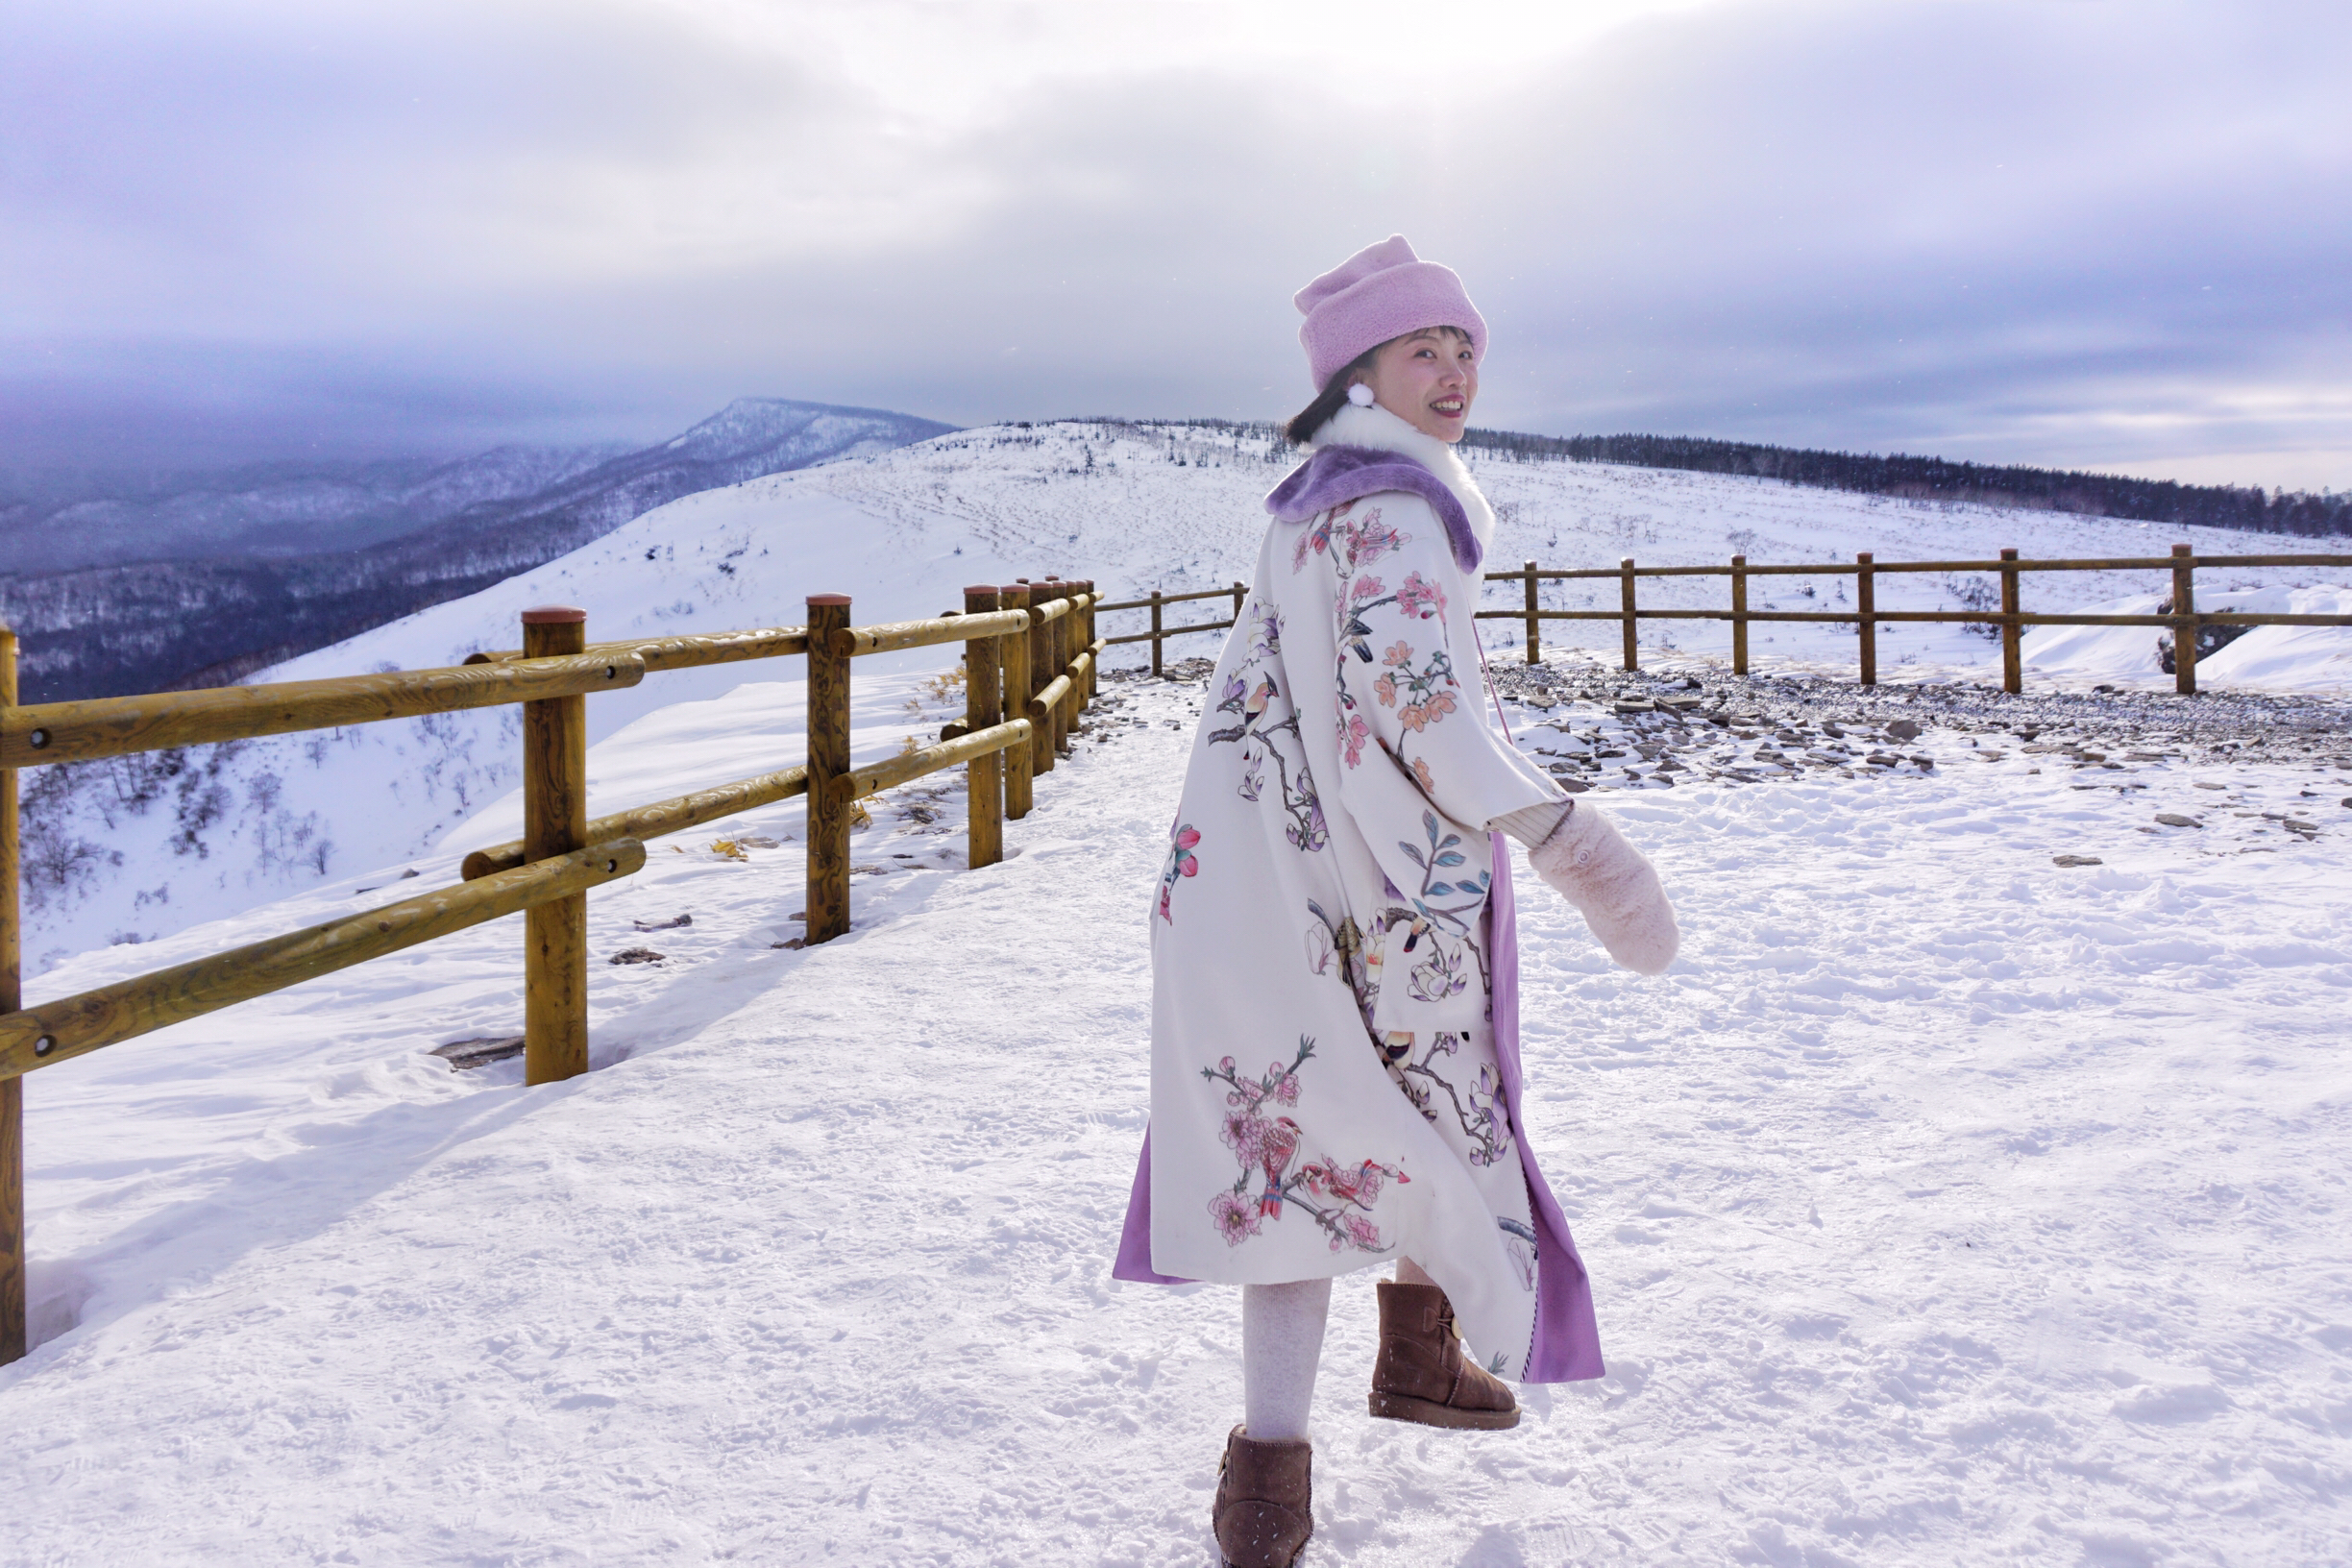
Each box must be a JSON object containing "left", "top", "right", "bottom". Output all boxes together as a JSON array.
[{"left": 1113, "top": 235, "right": 1680, "bottom": 1568}]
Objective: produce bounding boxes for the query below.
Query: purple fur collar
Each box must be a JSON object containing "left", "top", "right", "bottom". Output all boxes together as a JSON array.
[{"left": 1263, "top": 445, "right": 1483, "bottom": 572}]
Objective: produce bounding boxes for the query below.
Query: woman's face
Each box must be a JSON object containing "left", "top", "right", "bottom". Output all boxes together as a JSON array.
[{"left": 1359, "top": 328, "right": 1478, "bottom": 443}]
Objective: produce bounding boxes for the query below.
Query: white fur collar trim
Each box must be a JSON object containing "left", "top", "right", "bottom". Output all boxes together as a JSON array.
[{"left": 1309, "top": 402, "right": 1495, "bottom": 551}]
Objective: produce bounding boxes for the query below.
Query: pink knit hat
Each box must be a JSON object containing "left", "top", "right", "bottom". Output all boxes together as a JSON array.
[{"left": 1294, "top": 234, "right": 1487, "bottom": 391}]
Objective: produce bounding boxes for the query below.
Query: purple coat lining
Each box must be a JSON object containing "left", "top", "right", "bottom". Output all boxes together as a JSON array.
[
  {"left": 1481, "top": 831, "right": 1606, "bottom": 1382},
  {"left": 1262, "top": 445, "right": 1484, "bottom": 573}
]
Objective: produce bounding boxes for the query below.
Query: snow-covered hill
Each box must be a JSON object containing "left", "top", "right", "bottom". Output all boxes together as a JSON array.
[
  {"left": 19, "top": 420, "right": 2345, "bottom": 971},
  {"left": 1, "top": 397, "right": 957, "bottom": 704}
]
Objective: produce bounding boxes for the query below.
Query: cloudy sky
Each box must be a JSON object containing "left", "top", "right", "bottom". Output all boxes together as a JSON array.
[{"left": 4, "top": 0, "right": 2346, "bottom": 488}]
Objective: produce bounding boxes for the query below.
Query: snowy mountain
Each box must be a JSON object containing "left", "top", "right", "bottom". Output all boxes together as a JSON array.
[
  {"left": 0, "top": 443, "right": 636, "bottom": 574},
  {"left": 15, "top": 417, "right": 2345, "bottom": 972},
  {"left": 0, "top": 398, "right": 956, "bottom": 702}
]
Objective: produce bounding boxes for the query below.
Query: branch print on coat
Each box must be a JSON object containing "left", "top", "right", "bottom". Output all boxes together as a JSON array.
[
  {"left": 1208, "top": 604, "right": 1327, "bottom": 853},
  {"left": 1319, "top": 509, "right": 1458, "bottom": 794},
  {"left": 1203, "top": 1037, "right": 1409, "bottom": 1255},
  {"left": 1375, "top": 1030, "right": 1515, "bottom": 1170},
  {"left": 1157, "top": 823, "right": 1200, "bottom": 923},
  {"left": 1374, "top": 637, "right": 1458, "bottom": 735}
]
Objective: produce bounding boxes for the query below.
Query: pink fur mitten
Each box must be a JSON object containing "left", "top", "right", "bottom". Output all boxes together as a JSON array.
[{"left": 1526, "top": 802, "right": 1679, "bottom": 974}]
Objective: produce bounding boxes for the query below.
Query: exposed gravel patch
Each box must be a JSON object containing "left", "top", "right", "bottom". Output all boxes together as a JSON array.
[
  {"left": 1487, "top": 649, "right": 2350, "bottom": 764},
  {"left": 1115, "top": 654, "right": 2352, "bottom": 845}
]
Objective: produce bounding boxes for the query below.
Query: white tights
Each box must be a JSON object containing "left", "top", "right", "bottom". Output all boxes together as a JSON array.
[{"left": 1241, "top": 1260, "right": 1433, "bottom": 1440}]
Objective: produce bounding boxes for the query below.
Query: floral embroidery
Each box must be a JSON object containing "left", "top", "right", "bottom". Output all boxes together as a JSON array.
[
  {"left": 1382, "top": 1031, "right": 1515, "bottom": 1168},
  {"left": 1209, "top": 604, "right": 1327, "bottom": 852},
  {"left": 1399, "top": 689, "right": 1457, "bottom": 733},
  {"left": 1396, "top": 571, "right": 1447, "bottom": 620},
  {"left": 1290, "top": 498, "right": 1365, "bottom": 574},
  {"left": 1371, "top": 639, "right": 1460, "bottom": 736},
  {"left": 1341, "top": 511, "right": 1404, "bottom": 572},
  {"left": 1405, "top": 937, "right": 1472, "bottom": 1004},
  {"left": 1409, "top": 756, "right": 1435, "bottom": 796},
  {"left": 1203, "top": 1038, "right": 1408, "bottom": 1254},
  {"left": 1339, "top": 712, "right": 1371, "bottom": 769},
  {"left": 1158, "top": 823, "right": 1200, "bottom": 921}
]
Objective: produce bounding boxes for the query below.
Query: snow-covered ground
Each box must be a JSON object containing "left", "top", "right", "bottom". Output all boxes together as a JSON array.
[
  {"left": 7, "top": 660, "right": 2349, "bottom": 1565},
  {"left": 21, "top": 420, "right": 2348, "bottom": 972}
]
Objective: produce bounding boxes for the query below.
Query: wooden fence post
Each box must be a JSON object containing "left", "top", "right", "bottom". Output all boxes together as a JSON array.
[
  {"left": 963, "top": 586, "right": 1004, "bottom": 868},
  {"left": 1082, "top": 579, "right": 1099, "bottom": 708},
  {"left": 1001, "top": 584, "right": 1036, "bottom": 818},
  {"left": 1856, "top": 551, "right": 1877, "bottom": 687},
  {"left": 1041, "top": 576, "right": 1064, "bottom": 763},
  {"left": 0, "top": 625, "right": 22, "bottom": 1365},
  {"left": 1730, "top": 555, "right": 1750, "bottom": 675},
  {"left": 1077, "top": 580, "right": 1095, "bottom": 714},
  {"left": 1149, "top": 590, "right": 1164, "bottom": 678},
  {"left": 806, "top": 594, "right": 853, "bottom": 943},
  {"left": 1029, "top": 580, "right": 1058, "bottom": 775},
  {"left": 1998, "top": 548, "right": 2023, "bottom": 695},
  {"left": 1233, "top": 580, "right": 1246, "bottom": 625},
  {"left": 1523, "top": 560, "right": 1540, "bottom": 667},
  {"left": 2170, "top": 544, "right": 2199, "bottom": 696},
  {"left": 1057, "top": 579, "right": 1080, "bottom": 748},
  {"left": 521, "top": 606, "right": 590, "bottom": 1085},
  {"left": 1620, "top": 558, "right": 1639, "bottom": 672}
]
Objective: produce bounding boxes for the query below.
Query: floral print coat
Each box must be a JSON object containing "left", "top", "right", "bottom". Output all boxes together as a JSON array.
[{"left": 1115, "top": 412, "right": 1605, "bottom": 1383}]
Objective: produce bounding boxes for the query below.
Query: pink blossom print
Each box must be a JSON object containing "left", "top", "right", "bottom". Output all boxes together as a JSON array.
[
  {"left": 1210, "top": 1190, "right": 1262, "bottom": 1245},
  {"left": 1396, "top": 571, "right": 1448, "bottom": 620},
  {"left": 1157, "top": 823, "right": 1200, "bottom": 922},
  {"left": 1398, "top": 689, "right": 1458, "bottom": 733},
  {"left": 1344, "top": 513, "right": 1403, "bottom": 570},
  {"left": 1202, "top": 1037, "right": 1407, "bottom": 1254}
]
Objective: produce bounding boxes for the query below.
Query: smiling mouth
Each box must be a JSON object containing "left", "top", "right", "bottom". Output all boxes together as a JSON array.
[{"left": 1430, "top": 398, "right": 1465, "bottom": 416}]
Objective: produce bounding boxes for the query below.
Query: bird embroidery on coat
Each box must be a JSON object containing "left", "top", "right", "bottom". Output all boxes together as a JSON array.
[
  {"left": 1203, "top": 1037, "right": 1409, "bottom": 1254},
  {"left": 1258, "top": 1116, "right": 1301, "bottom": 1218}
]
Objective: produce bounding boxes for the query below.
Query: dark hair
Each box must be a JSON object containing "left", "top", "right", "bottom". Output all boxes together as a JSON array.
[
  {"left": 1284, "top": 348, "right": 1381, "bottom": 446},
  {"left": 1282, "top": 326, "right": 1474, "bottom": 446}
]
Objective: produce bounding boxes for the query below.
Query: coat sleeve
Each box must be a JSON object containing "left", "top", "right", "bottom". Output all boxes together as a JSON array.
[{"left": 1319, "top": 490, "right": 1561, "bottom": 854}]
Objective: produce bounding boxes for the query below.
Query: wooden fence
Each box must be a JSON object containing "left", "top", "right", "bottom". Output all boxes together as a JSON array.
[
  {"left": 0, "top": 576, "right": 1102, "bottom": 1364},
  {"left": 1096, "top": 582, "right": 1250, "bottom": 675},
  {"left": 1099, "top": 547, "right": 2352, "bottom": 697}
]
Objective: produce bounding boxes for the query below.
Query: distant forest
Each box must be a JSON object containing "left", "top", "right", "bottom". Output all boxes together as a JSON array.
[{"left": 1458, "top": 429, "right": 2351, "bottom": 538}]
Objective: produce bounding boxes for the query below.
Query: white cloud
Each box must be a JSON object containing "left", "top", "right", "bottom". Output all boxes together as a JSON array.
[{"left": 2, "top": 0, "right": 2345, "bottom": 485}]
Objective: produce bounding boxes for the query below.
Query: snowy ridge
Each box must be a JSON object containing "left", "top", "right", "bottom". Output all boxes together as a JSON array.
[
  {"left": 18, "top": 420, "right": 2346, "bottom": 973},
  {"left": 3, "top": 665, "right": 2348, "bottom": 1563},
  {"left": 0, "top": 442, "right": 635, "bottom": 573}
]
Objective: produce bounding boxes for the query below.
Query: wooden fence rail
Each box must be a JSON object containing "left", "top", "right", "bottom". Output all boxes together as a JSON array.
[
  {"left": 1095, "top": 548, "right": 2352, "bottom": 698},
  {"left": 1475, "top": 544, "right": 2352, "bottom": 695},
  {"left": 0, "top": 579, "right": 1099, "bottom": 1363},
  {"left": 1094, "top": 582, "right": 1247, "bottom": 676}
]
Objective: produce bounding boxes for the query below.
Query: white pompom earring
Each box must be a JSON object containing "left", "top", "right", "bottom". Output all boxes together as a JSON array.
[{"left": 1346, "top": 383, "right": 1376, "bottom": 407}]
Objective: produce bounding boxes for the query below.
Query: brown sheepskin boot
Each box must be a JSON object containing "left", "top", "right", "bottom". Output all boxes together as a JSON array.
[
  {"left": 1367, "top": 1280, "right": 1521, "bottom": 1431},
  {"left": 1212, "top": 1426, "right": 1313, "bottom": 1568}
]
